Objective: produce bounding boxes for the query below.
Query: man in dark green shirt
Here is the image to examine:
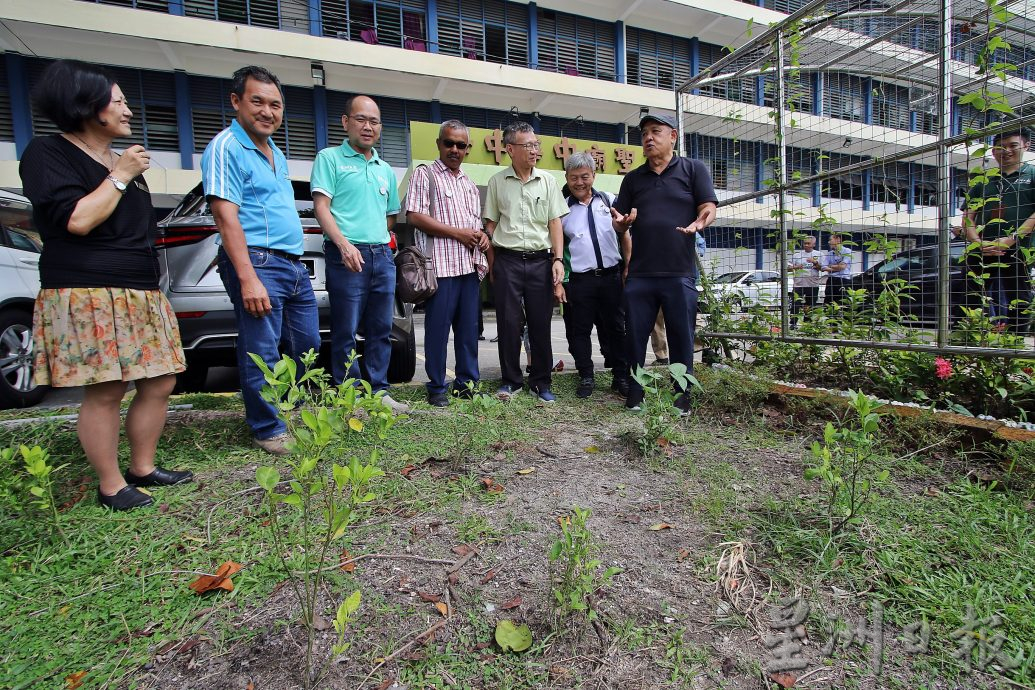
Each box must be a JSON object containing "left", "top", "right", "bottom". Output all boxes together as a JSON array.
[{"left": 963, "top": 129, "right": 1035, "bottom": 334}]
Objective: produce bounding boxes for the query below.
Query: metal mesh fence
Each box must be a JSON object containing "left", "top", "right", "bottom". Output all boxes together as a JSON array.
[{"left": 677, "top": 0, "right": 1035, "bottom": 359}]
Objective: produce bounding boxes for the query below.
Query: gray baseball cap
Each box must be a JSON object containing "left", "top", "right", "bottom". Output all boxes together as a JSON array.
[{"left": 638, "top": 112, "right": 677, "bottom": 129}]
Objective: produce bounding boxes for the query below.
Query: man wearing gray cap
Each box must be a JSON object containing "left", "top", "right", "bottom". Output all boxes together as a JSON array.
[{"left": 611, "top": 112, "right": 718, "bottom": 414}]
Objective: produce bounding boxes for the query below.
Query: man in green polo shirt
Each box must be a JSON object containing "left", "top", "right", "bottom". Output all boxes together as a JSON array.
[
  {"left": 311, "top": 95, "right": 407, "bottom": 411},
  {"left": 484, "top": 121, "right": 568, "bottom": 402},
  {"left": 963, "top": 129, "right": 1035, "bottom": 334}
]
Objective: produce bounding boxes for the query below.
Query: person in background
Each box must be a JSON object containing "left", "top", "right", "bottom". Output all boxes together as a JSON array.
[
  {"left": 312, "top": 95, "right": 408, "bottom": 413},
  {"left": 404, "top": 120, "right": 488, "bottom": 407},
  {"left": 962, "top": 129, "right": 1035, "bottom": 334},
  {"left": 483, "top": 122, "right": 568, "bottom": 402},
  {"left": 21, "top": 59, "right": 192, "bottom": 510},
  {"left": 612, "top": 112, "right": 717, "bottom": 415},
  {"left": 788, "top": 235, "right": 823, "bottom": 325},
  {"left": 819, "top": 233, "right": 853, "bottom": 305},
  {"left": 559, "top": 152, "right": 631, "bottom": 399},
  {"left": 203, "top": 66, "right": 321, "bottom": 457}
]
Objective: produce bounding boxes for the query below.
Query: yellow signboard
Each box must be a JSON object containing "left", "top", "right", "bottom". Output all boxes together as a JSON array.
[{"left": 408, "top": 121, "right": 646, "bottom": 176}]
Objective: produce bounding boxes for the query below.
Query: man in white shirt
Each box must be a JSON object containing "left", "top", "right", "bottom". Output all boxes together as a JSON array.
[{"left": 787, "top": 235, "right": 823, "bottom": 325}]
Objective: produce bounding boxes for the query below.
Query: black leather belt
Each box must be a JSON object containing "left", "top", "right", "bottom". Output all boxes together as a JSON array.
[
  {"left": 249, "top": 246, "right": 302, "bottom": 261},
  {"left": 571, "top": 264, "right": 621, "bottom": 277},
  {"left": 496, "top": 247, "right": 550, "bottom": 260}
]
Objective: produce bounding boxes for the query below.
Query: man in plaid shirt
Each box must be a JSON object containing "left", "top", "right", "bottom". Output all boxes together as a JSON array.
[{"left": 405, "top": 120, "right": 489, "bottom": 407}]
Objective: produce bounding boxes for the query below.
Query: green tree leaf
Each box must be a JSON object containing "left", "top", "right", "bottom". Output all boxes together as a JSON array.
[{"left": 494, "top": 620, "right": 532, "bottom": 652}]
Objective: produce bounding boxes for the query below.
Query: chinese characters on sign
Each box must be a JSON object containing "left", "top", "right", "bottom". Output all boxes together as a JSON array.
[{"left": 765, "top": 598, "right": 1022, "bottom": 679}]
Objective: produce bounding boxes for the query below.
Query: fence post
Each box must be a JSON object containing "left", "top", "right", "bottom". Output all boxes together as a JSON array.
[
  {"left": 935, "top": 0, "right": 953, "bottom": 348},
  {"left": 774, "top": 29, "right": 790, "bottom": 337}
]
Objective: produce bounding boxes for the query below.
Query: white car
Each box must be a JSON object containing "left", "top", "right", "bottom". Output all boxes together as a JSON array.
[
  {"left": 706, "top": 270, "right": 783, "bottom": 311},
  {"left": 0, "top": 190, "right": 44, "bottom": 408}
]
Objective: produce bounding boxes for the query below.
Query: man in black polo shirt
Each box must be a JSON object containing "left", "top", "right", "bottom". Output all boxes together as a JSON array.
[{"left": 612, "top": 113, "right": 717, "bottom": 413}]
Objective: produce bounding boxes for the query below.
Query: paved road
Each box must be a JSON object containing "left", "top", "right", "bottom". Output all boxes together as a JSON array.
[{"left": 35, "top": 312, "right": 622, "bottom": 407}]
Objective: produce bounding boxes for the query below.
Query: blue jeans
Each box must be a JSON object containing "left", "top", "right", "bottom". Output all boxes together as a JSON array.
[
  {"left": 325, "top": 241, "right": 396, "bottom": 390},
  {"left": 624, "top": 275, "right": 698, "bottom": 406},
  {"left": 424, "top": 272, "right": 480, "bottom": 395},
  {"left": 217, "top": 247, "right": 320, "bottom": 440}
]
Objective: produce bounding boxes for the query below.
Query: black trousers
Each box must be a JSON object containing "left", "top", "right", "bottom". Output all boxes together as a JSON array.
[
  {"left": 492, "top": 249, "right": 555, "bottom": 390},
  {"left": 791, "top": 285, "right": 820, "bottom": 324},
  {"left": 562, "top": 268, "right": 627, "bottom": 379},
  {"left": 624, "top": 275, "right": 698, "bottom": 406},
  {"left": 963, "top": 250, "right": 1033, "bottom": 334},
  {"left": 825, "top": 277, "right": 851, "bottom": 305}
]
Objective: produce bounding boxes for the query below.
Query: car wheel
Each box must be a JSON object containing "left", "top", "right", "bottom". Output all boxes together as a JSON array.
[
  {"left": 0, "top": 308, "right": 46, "bottom": 409},
  {"left": 387, "top": 327, "right": 416, "bottom": 384},
  {"left": 173, "top": 362, "right": 210, "bottom": 394}
]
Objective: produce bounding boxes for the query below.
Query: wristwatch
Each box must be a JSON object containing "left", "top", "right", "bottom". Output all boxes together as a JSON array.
[
  {"left": 552, "top": 257, "right": 564, "bottom": 263},
  {"left": 106, "top": 174, "right": 128, "bottom": 195}
]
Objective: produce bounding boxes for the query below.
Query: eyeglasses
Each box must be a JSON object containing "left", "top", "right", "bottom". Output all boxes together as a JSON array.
[
  {"left": 348, "top": 115, "right": 382, "bottom": 127},
  {"left": 510, "top": 141, "right": 542, "bottom": 151},
  {"left": 440, "top": 139, "right": 472, "bottom": 150}
]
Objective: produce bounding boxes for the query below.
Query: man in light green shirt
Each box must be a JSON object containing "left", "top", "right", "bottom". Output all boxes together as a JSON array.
[
  {"left": 483, "top": 121, "right": 568, "bottom": 402},
  {"left": 311, "top": 95, "right": 406, "bottom": 411}
]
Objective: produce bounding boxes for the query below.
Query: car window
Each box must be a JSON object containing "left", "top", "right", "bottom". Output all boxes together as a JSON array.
[
  {"left": 7, "top": 228, "right": 41, "bottom": 253},
  {"left": 877, "top": 255, "right": 924, "bottom": 274},
  {"left": 714, "top": 272, "right": 747, "bottom": 284},
  {"left": 757, "top": 271, "right": 780, "bottom": 283}
]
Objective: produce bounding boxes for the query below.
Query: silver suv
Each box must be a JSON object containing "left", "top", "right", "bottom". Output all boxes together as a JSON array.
[{"left": 157, "top": 181, "right": 416, "bottom": 391}]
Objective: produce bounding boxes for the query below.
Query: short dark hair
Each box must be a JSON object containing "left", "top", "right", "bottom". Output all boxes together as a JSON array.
[
  {"left": 230, "top": 66, "right": 282, "bottom": 99},
  {"left": 992, "top": 129, "right": 1031, "bottom": 145},
  {"left": 31, "top": 60, "right": 116, "bottom": 133},
  {"left": 503, "top": 121, "right": 535, "bottom": 145}
]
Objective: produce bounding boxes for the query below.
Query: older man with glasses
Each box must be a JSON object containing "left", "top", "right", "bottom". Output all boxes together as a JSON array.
[
  {"left": 405, "top": 120, "right": 489, "bottom": 406},
  {"left": 483, "top": 121, "right": 568, "bottom": 402},
  {"left": 559, "top": 151, "right": 631, "bottom": 399}
]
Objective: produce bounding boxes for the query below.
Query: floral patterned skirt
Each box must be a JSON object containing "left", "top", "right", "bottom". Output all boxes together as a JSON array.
[{"left": 33, "top": 287, "right": 186, "bottom": 388}]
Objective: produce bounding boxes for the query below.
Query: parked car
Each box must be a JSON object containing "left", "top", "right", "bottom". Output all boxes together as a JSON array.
[
  {"left": 158, "top": 181, "right": 416, "bottom": 391},
  {"left": 847, "top": 242, "right": 968, "bottom": 325},
  {"left": 0, "top": 190, "right": 46, "bottom": 408},
  {"left": 703, "top": 270, "right": 784, "bottom": 311}
]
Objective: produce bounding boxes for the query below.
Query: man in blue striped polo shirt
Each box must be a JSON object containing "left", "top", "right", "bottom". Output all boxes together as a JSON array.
[{"left": 202, "top": 66, "right": 320, "bottom": 456}]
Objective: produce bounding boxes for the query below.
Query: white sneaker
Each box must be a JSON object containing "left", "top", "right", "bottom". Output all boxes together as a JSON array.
[{"left": 380, "top": 394, "right": 410, "bottom": 414}]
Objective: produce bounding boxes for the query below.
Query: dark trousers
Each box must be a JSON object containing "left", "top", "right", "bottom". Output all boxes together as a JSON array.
[
  {"left": 825, "top": 277, "right": 851, "bottom": 305},
  {"left": 424, "top": 272, "right": 480, "bottom": 395},
  {"left": 624, "top": 275, "right": 698, "bottom": 406},
  {"left": 492, "top": 249, "right": 554, "bottom": 390},
  {"left": 964, "top": 251, "right": 1033, "bottom": 334},
  {"left": 562, "top": 268, "right": 627, "bottom": 380},
  {"left": 791, "top": 285, "right": 820, "bottom": 325}
]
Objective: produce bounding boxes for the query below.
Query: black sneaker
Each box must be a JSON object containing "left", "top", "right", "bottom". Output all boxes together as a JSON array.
[
  {"left": 428, "top": 392, "right": 449, "bottom": 408},
  {"left": 611, "top": 375, "right": 630, "bottom": 397},
  {"left": 576, "top": 376, "right": 595, "bottom": 399},
  {"left": 674, "top": 393, "right": 693, "bottom": 417}
]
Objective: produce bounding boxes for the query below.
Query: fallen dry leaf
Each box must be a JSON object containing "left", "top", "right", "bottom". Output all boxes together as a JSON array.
[
  {"left": 447, "top": 572, "right": 459, "bottom": 585},
  {"left": 246, "top": 683, "right": 255, "bottom": 690},
  {"left": 557, "top": 515, "right": 571, "bottom": 529},
  {"left": 924, "top": 486, "right": 941, "bottom": 497},
  {"left": 677, "top": 548, "right": 691, "bottom": 561},
  {"left": 65, "top": 671, "right": 87, "bottom": 689},
  {"left": 158, "top": 503, "right": 170, "bottom": 514},
  {"left": 480, "top": 569, "right": 498, "bottom": 584},
  {"left": 769, "top": 671, "right": 797, "bottom": 688},
  {"left": 584, "top": 446, "right": 600, "bottom": 454},
  {"left": 480, "top": 477, "right": 504, "bottom": 493},
  {"left": 189, "top": 561, "right": 243, "bottom": 595},
  {"left": 434, "top": 602, "right": 449, "bottom": 616},
  {"left": 400, "top": 465, "right": 418, "bottom": 478},
  {"left": 418, "top": 591, "right": 441, "bottom": 603},
  {"left": 312, "top": 614, "right": 332, "bottom": 631},
  {"left": 340, "top": 549, "right": 356, "bottom": 573},
  {"left": 649, "top": 523, "right": 673, "bottom": 531},
  {"left": 452, "top": 544, "right": 473, "bottom": 557},
  {"left": 500, "top": 595, "right": 522, "bottom": 610},
  {"left": 516, "top": 467, "right": 535, "bottom": 475}
]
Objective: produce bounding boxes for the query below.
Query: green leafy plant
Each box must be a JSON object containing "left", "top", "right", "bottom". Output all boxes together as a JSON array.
[
  {"left": 804, "top": 391, "right": 889, "bottom": 536},
  {"left": 548, "top": 506, "right": 621, "bottom": 625},
  {"left": 2, "top": 445, "right": 67, "bottom": 543},
  {"left": 631, "top": 363, "right": 702, "bottom": 458},
  {"left": 250, "top": 349, "right": 387, "bottom": 689}
]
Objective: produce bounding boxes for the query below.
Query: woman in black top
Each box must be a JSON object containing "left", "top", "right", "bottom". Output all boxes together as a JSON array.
[{"left": 19, "top": 60, "right": 193, "bottom": 511}]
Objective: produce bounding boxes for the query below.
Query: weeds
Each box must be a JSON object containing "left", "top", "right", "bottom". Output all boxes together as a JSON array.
[
  {"left": 631, "top": 362, "right": 701, "bottom": 458},
  {"left": 1, "top": 444, "right": 67, "bottom": 544},
  {"left": 548, "top": 506, "right": 621, "bottom": 628}
]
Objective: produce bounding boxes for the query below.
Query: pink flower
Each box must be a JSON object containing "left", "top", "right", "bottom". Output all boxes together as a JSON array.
[{"left": 934, "top": 357, "right": 953, "bottom": 380}]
